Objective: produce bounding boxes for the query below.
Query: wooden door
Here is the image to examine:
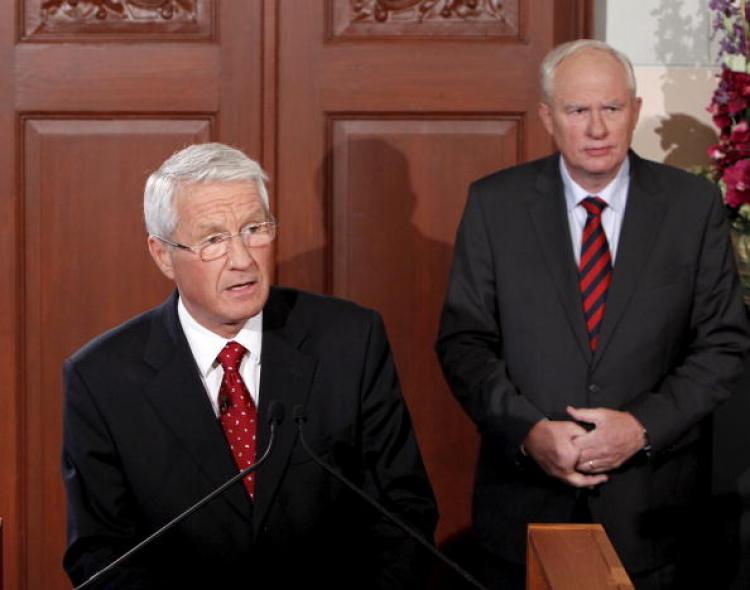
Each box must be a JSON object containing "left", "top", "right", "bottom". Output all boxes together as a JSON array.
[
  {"left": 274, "top": 0, "right": 590, "bottom": 546},
  {"left": 0, "top": 2, "right": 266, "bottom": 589},
  {"left": 0, "top": 1, "right": 590, "bottom": 588}
]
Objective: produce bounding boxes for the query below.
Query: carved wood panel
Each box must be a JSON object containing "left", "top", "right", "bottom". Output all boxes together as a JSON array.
[
  {"left": 23, "top": 0, "right": 214, "bottom": 40},
  {"left": 329, "top": 0, "right": 521, "bottom": 39},
  {"left": 21, "top": 117, "right": 211, "bottom": 590}
]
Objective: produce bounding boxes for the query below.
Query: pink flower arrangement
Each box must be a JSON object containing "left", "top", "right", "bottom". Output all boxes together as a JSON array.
[
  {"left": 723, "top": 159, "right": 750, "bottom": 207},
  {"left": 708, "top": 0, "right": 750, "bottom": 222}
]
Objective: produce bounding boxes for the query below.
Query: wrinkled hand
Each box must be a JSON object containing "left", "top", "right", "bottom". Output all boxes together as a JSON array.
[
  {"left": 523, "top": 419, "right": 609, "bottom": 488},
  {"left": 567, "top": 406, "right": 646, "bottom": 474}
]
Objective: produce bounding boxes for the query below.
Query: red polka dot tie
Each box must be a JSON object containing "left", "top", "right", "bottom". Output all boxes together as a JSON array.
[{"left": 217, "top": 341, "right": 257, "bottom": 500}]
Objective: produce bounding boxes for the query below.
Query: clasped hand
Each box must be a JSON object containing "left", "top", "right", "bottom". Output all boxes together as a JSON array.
[{"left": 522, "top": 406, "right": 645, "bottom": 488}]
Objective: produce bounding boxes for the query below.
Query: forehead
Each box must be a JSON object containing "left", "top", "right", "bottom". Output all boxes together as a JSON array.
[
  {"left": 174, "top": 181, "right": 265, "bottom": 227},
  {"left": 551, "top": 49, "right": 630, "bottom": 102}
]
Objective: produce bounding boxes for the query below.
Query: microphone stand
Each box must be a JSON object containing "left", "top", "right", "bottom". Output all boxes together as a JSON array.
[{"left": 293, "top": 405, "right": 488, "bottom": 590}]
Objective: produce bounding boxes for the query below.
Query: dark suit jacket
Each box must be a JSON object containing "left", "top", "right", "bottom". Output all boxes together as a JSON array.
[
  {"left": 436, "top": 152, "right": 750, "bottom": 574},
  {"left": 63, "top": 287, "right": 437, "bottom": 589}
]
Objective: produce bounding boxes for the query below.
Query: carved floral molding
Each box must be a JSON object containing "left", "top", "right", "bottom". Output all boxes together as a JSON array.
[
  {"left": 350, "top": 0, "right": 507, "bottom": 24},
  {"left": 24, "top": 0, "right": 209, "bottom": 39},
  {"left": 333, "top": 0, "right": 518, "bottom": 39},
  {"left": 40, "top": 0, "right": 197, "bottom": 23}
]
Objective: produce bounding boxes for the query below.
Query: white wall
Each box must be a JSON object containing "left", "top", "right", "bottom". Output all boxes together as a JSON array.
[{"left": 596, "top": 0, "right": 718, "bottom": 168}]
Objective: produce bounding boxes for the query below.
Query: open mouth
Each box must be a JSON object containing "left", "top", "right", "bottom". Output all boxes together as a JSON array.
[{"left": 226, "top": 280, "right": 256, "bottom": 292}]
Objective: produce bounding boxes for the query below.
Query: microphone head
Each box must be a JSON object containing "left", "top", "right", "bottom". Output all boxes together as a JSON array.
[
  {"left": 267, "top": 400, "right": 285, "bottom": 425},
  {"left": 292, "top": 405, "right": 307, "bottom": 424}
]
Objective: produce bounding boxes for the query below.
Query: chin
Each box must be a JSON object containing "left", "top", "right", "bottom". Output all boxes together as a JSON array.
[{"left": 584, "top": 159, "right": 619, "bottom": 175}]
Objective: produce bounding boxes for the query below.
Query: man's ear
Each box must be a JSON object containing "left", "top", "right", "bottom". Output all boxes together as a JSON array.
[
  {"left": 148, "top": 235, "right": 176, "bottom": 280},
  {"left": 538, "top": 101, "right": 554, "bottom": 136},
  {"left": 632, "top": 96, "right": 643, "bottom": 129}
]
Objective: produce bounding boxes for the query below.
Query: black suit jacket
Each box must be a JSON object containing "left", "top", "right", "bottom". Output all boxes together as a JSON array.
[
  {"left": 63, "top": 287, "right": 437, "bottom": 588},
  {"left": 436, "top": 152, "right": 750, "bottom": 573}
]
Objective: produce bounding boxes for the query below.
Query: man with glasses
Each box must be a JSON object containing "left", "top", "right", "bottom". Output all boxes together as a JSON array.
[{"left": 62, "top": 143, "right": 437, "bottom": 588}]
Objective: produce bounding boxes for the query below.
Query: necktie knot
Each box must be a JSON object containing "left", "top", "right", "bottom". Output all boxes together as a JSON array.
[
  {"left": 218, "top": 341, "right": 247, "bottom": 372},
  {"left": 581, "top": 196, "right": 607, "bottom": 217}
]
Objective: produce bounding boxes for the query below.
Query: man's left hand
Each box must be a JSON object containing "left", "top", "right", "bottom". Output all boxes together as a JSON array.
[{"left": 566, "top": 406, "right": 646, "bottom": 473}]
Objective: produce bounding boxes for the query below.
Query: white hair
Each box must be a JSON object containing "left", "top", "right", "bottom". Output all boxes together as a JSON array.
[
  {"left": 144, "top": 142, "right": 270, "bottom": 238},
  {"left": 540, "top": 39, "right": 636, "bottom": 103}
]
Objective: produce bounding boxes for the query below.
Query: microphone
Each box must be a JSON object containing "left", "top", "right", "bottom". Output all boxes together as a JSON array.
[
  {"left": 292, "top": 405, "right": 488, "bottom": 590},
  {"left": 75, "top": 400, "right": 286, "bottom": 590}
]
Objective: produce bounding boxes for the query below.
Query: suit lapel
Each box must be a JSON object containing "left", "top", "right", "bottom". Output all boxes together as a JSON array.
[
  {"left": 526, "top": 156, "right": 592, "bottom": 363},
  {"left": 593, "top": 155, "right": 666, "bottom": 367},
  {"left": 253, "top": 289, "right": 318, "bottom": 533},
  {"left": 142, "top": 294, "right": 254, "bottom": 524}
]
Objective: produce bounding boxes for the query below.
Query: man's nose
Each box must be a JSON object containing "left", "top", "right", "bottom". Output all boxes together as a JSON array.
[
  {"left": 587, "top": 110, "right": 607, "bottom": 138},
  {"left": 226, "top": 233, "right": 255, "bottom": 269}
]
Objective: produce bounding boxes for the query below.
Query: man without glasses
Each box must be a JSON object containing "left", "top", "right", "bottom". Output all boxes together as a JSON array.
[{"left": 437, "top": 39, "right": 750, "bottom": 589}]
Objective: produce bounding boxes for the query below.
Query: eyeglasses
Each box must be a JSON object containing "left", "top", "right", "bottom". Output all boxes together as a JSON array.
[{"left": 154, "top": 220, "right": 277, "bottom": 262}]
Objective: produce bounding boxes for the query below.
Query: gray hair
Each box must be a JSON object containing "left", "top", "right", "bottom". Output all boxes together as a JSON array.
[
  {"left": 144, "top": 142, "right": 270, "bottom": 238},
  {"left": 540, "top": 39, "right": 636, "bottom": 103}
]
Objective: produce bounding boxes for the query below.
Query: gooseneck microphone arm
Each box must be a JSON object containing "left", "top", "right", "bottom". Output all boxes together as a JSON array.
[
  {"left": 75, "top": 401, "right": 286, "bottom": 590},
  {"left": 292, "top": 405, "right": 488, "bottom": 590}
]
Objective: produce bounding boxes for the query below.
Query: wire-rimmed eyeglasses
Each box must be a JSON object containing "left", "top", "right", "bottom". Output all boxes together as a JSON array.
[{"left": 154, "top": 220, "right": 277, "bottom": 262}]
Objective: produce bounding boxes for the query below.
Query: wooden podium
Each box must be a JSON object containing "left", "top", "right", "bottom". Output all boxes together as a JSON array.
[{"left": 527, "top": 524, "right": 633, "bottom": 589}]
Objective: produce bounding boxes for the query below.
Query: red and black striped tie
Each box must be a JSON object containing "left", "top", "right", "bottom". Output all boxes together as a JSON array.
[{"left": 579, "top": 196, "right": 612, "bottom": 352}]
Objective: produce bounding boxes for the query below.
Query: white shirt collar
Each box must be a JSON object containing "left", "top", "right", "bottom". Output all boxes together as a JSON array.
[
  {"left": 560, "top": 156, "right": 630, "bottom": 213},
  {"left": 177, "top": 296, "right": 263, "bottom": 377}
]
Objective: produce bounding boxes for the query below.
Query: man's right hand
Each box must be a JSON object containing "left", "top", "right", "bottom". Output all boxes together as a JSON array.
[{"left": 522, "top": 419, "right": 609, "bottom": 488}]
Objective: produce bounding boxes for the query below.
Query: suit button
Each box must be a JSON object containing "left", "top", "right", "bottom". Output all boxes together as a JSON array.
[{"left": 588, "top": 384, "right": 600, "bottom": 393}]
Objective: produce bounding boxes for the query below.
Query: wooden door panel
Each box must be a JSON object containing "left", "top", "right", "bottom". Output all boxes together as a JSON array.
[
  {"left": 329, "top": 117, "right": 520, "bottom": 538},
  {"left": 23, "top": 118, "right": 210, "bottom": 589},
  {"left": 277, "top": 0, "right": 588, "bottom": 546},
  {"left": 16, "top": 46, "right": 220, "bottom": 112},
  {"left": 3, "top": 1, "right": 263, "bottom": 588}
]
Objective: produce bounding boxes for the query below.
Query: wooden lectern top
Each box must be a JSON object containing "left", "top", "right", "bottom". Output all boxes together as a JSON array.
[{"left": 527, "top": 523, "right": 634, "bottom": 590}]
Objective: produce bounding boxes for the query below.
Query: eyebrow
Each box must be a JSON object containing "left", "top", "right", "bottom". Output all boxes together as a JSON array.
[
  {"left": 562, "top": 100, "right": 625, "bottom": 109},
  {"left": 193, "top": 222, "right": 227, "bottom": 235},
  {"left": 194, "top": 216, "right": 268, "bottom": 236}
]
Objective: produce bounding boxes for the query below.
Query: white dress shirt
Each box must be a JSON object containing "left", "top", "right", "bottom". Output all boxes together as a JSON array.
[
  {"left": 177, "top": 297, "right": 263, "bottom": 417},
  {"left": 560, "top": 157, "right": 630, "bottom": 265}
]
